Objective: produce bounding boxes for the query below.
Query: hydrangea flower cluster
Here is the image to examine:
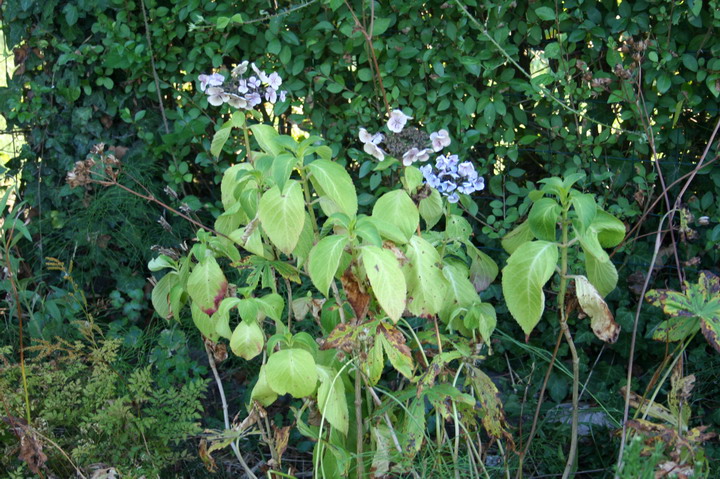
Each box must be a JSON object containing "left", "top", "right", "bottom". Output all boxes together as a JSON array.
[
  {"left": 358, "top": 107, "right": 485, "bottom": 203},
  {"left": 420, "top": 155, "right": 485, "bottom": 203},
  {"left": 198, "top": 61, "right": 287, "bottom": 110}
]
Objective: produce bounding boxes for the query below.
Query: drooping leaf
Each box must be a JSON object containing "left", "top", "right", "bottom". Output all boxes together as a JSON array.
[
  {"left": 214, "top": 297, "right": 241, "bottom": 339},
  {"left": 590, "top": 209, "right": 626, "bottom": 247},
  {"left": 316, "top": 365, "right": 349, "bottom": 435},
  {"left": 265, "top": 349, "right": 318, "bottom": 397},
  {"left": 307, "top": 159, "right": 358, "bottom": 218},
  {"left": 151, "top": 272, "right": 179, "bottom": 320},
  {"left": 251, "top": 367, "right": 278, "bottom": 406},
  {"left": 258, "top": 180, "right": 306, "bottom": 255},
  {"left": 229, "top": 320, "right": 265, "bottom": 360},
  {"left": 439, "top": 260, "right": 481, "bottom": 323},
  {"left": 502, "top": 241, "right": 558, "bottom": 335},
  {"left": 467, "top": 366, "right": 514, "bottom": 447},
  {"left": 187, "top": 256, "right": 228, "bottom": 316},
  {"left": 377, "top": 323, "right": 414, "bottom": 379},
  {"left": 585, "top": 252, "right": 618, "bottom": 297},
  {"left": 361, "top": 245, "right": 407, "bottom": 322},
  {"left": 308, "top": 235, "right": 348, "bottom": 297},
  {"left": 210, "top": 126, "right": 231, "bottom": 158},
  {"left": 464, "top": 302, "right": 497, "bottom": 345},
  {"left": 402, "top": 397, "right": 426, "bottom": 459},
  {"left": 575, "top": 276, "right": 620, "bottom": 343},
  {"left": 372, "top": 190, "right": 419, "bottom": 243},
  {"left": 191, "top": 302, "right": 218, "bottom": 340},
  {"left": 403, "top": 235, "right": 448, "bottom": 316},
  {"left": 501, "top": 220, "right": 535, "bottom": 254},
  {"left": 528, "top": 197, "right": 561, "bottom": 241},
  {"left": 271, "top": 153, "right": 298, "bottom": 192},
  {"left": 466, "top": 242, "right": 499, "bottom": 292}
]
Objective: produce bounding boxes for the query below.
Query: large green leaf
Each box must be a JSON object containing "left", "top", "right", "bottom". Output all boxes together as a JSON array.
[
  {"left": 250, "top": 124, "right": 284, "bottom": 156},
  {"left": 439, "top": 260, "right": 480, "bottom": 323},
  {"left": 265, "top": 349, "right": 318, "bottom": 398},
  {"left": 501, "top": 220, "right": 535, "bottom": 254},
  {"left": 528, "top": 197, "right": 560, "bottom": 241},
  {"left": 271, "top": 153, "right": 298, "bottom": 192},
  {"left": 307, "top": 159, "right": 358, "bottom": 218},
  {"left": 570, "top": 190, "right": 597, "bottom": 234},
  {"left": 210, "top": 126, "right": 231, "bottom": 158},
  {"left": 230, "top": 319, "right": 265, "bottom": 360},
  {"left": 403, "top": 235, "right": 448, "bottom": 316},
  {"left": 502, "top": 241, "right": 558, "bottom": 335},
  {"left": 258, "top": 180, "right": 306, "bottom": 255},
  {"left": 585, "top": 252, "right": 618, "bottom": 297},
  {"left": 316, "top": 365, "right": 349, "bottom": 435},
  {"left": 361, "top": 246, "right": 407, "bottom": 322},
  {"left": 251, "top": 367, "right": 278, "bottom": 406},
  {"left": 308, "top": 235, "right": 348, "bottom": 297},
  {"left": 372, "top": 190, "right": 419, "bottom": 243},
  {"left": 590, "top": 209, "right": 626, "bottom": 247},
  {"left": 187, "top": 256, "right": 228, "bottom": 315}
]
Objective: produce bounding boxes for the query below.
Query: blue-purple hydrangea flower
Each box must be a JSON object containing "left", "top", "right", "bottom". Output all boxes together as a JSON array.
[{"left": 420, "top": 155, "right": 485, "bottom": 203}]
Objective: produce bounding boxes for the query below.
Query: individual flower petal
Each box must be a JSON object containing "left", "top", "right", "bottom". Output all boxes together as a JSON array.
[
  {"left": 207, "top": 86, "right": 228, "bottom": 106},
  {"left": 387, "top": 109, "right": 412, "bottom": 133},
  {"left": 279, "top": 90, "right": 287, "bottom": 102},
  {"left": 199, "top": 73, "right": 225, "bottom": 92},
  {"left": 267, "top": 72, "right": 282, "bottom": 90},
  {"left": 430, "top": 129, "right": 451, "bottom": 151},
  {"left": 359, "top": 128, "right": 384, "bottom": 145},
  {"left": 265, "top": 88, "right": 277, "bottom": 103},
  {"left": 402, "top": 147, "right": 429, "bottom": 166},
  {"left": 363, "top": 142, "right": 386, "bottom": 161},
  {"left": 238, "top": 79, "right": 249, "bottom": 94},
  {"left": 227, "top": 93, "right": 248, "bottom": 109},
  {"left": 232, "top": 61, "right": 249, "bottom": 77},
  {"left": 457, "top": 161, "right": 476, "bottom": 177},
  {"left": 247, "top": 76, "right": 260, "bottom": 89},
  {"left": 245, "top": 92, "right": 262, "bottom": 107},
  {"left": 447, "top": 192, "right": 460, "bottom": 203},
  {"left": 251, "top": 63, "right": 269, "bottom": 83}
]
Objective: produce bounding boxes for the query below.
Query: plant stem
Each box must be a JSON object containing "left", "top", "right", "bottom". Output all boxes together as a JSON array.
[
  {"left": 355, "top": 361, "right": 365, "bottom": 479},
  {"left": 559, "top": 208, "right": 579, "bottom": 479},
  {"left": 241, "top": 122, "right": 254, "bottom": 164},
  {"left": 204, "top": 341, "right": 258, "bottom": 479}
]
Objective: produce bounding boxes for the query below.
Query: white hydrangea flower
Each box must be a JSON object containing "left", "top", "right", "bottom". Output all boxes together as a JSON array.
[
  {"left": 359, "top": 128, "right": 384, "bottom": 145},
  {"left": 231, "top": 61, "right": 249, "bottom": 77},
  {"left": 363, "top": 142, "right": 386, "bottom": 161},
  {"left": 199, "top": 73, "right": 225, "bottom": 92},
  {"left": 267, "top": 72, "right": 282, "bottom": 90},
  {"left": 206, "top": 86, "right": 228, "bottom": 106},
  {"left": 227, "top": 93, "right": 248, "bottom": 109},
  {"left": 430, "top": 129, "right": 451, "bottom": 152},
  {"left": 387, "top": 109, "right": 412, "bottom": 133},
  {"left": 402, "top": 148, "right": 430, "bottom": 166}
]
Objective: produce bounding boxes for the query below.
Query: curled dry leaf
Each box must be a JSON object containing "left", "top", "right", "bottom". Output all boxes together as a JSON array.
[
  {"left": 340, "top": 267, "right": 369, "bottom": 322},
  {"left": 575, "top": 275, "right": 620, "bottom": 343},
  {"left": 1, "top": 416, "right": 47, "bottom": 475}
]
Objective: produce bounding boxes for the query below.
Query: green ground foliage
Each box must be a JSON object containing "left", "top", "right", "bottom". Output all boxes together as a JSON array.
[{"left": 1, "top": 0, "right": 720, "bottom": 477}]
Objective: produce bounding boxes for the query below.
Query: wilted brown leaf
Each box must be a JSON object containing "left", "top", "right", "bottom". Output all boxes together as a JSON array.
[
  {"left": 576, "top": 276, "right": 620, "bottom": 343},
  {"left": 198, "top": 439, "right": 217, "bottom": 473},
  {"left": 274, "top": 425, "right": 291, "bottom": 461},
  {"left": 2, "top": 416, "right": 47, "bottom": 474},
  {"left": 340, "top": 267, "right": 369, "bottom": 321}
]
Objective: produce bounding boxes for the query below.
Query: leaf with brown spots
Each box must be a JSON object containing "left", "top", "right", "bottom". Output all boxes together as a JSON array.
[
  {"left": 274, "top": 425, "right": 291, "bottom": 461},
  {"left": 467, "top": 366, "right": 515, "bottom": 449},
  {"left": 340, "top": 267, "right": 369, "bottom": 321},
  {"left": 320, "top": 323, "right": 357, "bottom": 353},
  {"left": 377, "top": 322, "right": 414, "bottom": 379},
  {"left": 576, "top": 275, "right": 620, "bottom": 343}
]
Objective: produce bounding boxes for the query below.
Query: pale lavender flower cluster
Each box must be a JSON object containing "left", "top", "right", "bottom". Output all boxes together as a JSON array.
[
  {"left": 420, "top": 155, "right": 485, "bottom": 203},
  {"left": 198, "top": 61, "right": 287, "bottom": 110}
]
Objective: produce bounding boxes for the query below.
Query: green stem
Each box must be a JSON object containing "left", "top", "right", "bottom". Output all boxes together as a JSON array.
[
  {"left": 355, "top": 360, "right": 365, "bottom": 479},
  {"left": 241, "top": 121, "right": 253, "bottom": 164},
  {"left": 299, "top": 168, "right": 319, "bottom": 239},
  {"left": 559, "top": 208, "right": 579, "bottom": 479}
]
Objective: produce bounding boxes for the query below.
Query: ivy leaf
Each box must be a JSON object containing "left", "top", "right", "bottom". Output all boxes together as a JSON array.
[
  {"left": 230, "top": 320, "right": 265, "bottom": 360},
  {"left": 403, "top": 235, "right": 448, "bottom": 316},
  {"left": 502, "top": 241, "right": 558, "bottom": 336},
  {"left": 575, "top": 276, "right": 620, "bottom": 343},
  {"left": 307, "top": 159, "right": 358, "bottom": 218},
  {"left": 502, "top": 220, "right": 535, "bottom": 254},
  {"left": 187, "top": 256, "right": 228, "bottom": 316},
  {"left": 258, "top": 180, "right": 306, "bottom": 255},
  {"left": 316, "top": 365, "right": 349, "bottom": 435},
  {"left": 308, "top": 235, "right": 348, "bottom": 297},
  {"left": 265, "top": 349, "right": 318, "bottom": 398},
  {"left": 361, "top": 245, "right": 407, "bottom": 322},
  {"left": 528, "top": 197, "right": 560, "bottom": 241},
  {"left": 372, "top": 190, "right": 419, "bottom": 243}
]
